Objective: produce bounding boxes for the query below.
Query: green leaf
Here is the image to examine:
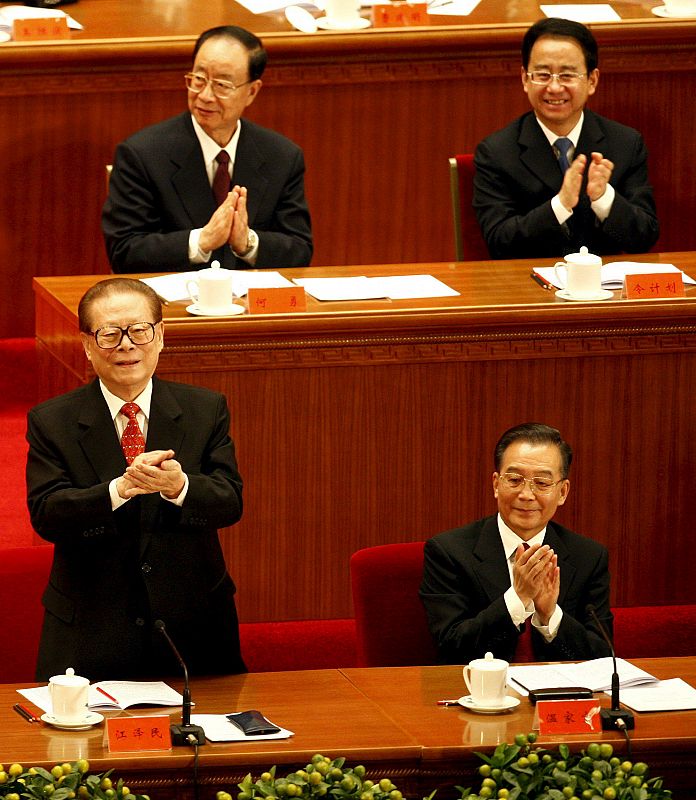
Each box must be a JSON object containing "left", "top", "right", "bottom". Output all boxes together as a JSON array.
[{"left": 559, "top": 745, "right": 570, "bottom": 760}]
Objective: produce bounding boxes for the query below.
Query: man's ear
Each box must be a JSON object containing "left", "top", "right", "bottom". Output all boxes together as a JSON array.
[
  {"left": 244, "top": 79, "right": 263, "bottom": 109},
  {"left": 80, "top": 332, "right": 92, "bottom": 361}
]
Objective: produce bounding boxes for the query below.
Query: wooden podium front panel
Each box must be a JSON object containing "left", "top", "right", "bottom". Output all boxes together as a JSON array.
[{"left": 33, "top": 258, "right": 696, "bottom": 622}]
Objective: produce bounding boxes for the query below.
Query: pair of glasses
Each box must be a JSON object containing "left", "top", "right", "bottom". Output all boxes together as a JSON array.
[
  {"left": 90, "top": 322, "right": 157, "bottom": 350},
  {"left": 185, "top": 72, "right": 252, "bottom": 99},
  {"left": 498, "top": 472, "right": 563, "bottom": 495},
  {"left": 526, "top": 71, "right": 587, "bottom": 86}
]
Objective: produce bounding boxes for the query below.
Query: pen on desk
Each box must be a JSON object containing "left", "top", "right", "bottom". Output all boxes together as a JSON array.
[
  {"left": 530, "top": 271, "right": 553, "bottom": 291},
  {"left": 436, "top": 699, "right": 460, "bottom": 706},
  {"left": 13, "top": 703, "right": 37, "bottom": 724},
  {"left": 96, "top": 686, "right": 119, "bottom": 704}
]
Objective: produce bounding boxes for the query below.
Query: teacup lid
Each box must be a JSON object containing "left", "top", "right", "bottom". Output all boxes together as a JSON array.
[
  {"left": 566, "top": 246, "right": 602, "bottom": 266},
  {"left": 469, "top": 651, "right": 508, "bottom": 670},
  {"left": 50, "top": 667, "right": 88, "bottom": 685},
  {"left": 199, "top": 260, "right": 233, "bottom": 280}
]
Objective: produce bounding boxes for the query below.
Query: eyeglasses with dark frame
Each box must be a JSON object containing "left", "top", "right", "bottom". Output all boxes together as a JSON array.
[
  {"left": 526, "top": 71, "right": 587, "bottom": 86},
  {"left": 185, "top": 72, "right": 252, "bottom": 99},
  {"left": 90, "top": 322, "right": 157, "bottom": 350},
  {"left": 498, "top": 472, "right": 563, "bottom": 495}
]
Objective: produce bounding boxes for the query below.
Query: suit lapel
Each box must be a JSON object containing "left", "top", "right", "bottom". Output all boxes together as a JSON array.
[
  {"left": 169, "top": 115, "right": 217, "bottom": 227},
  {"left": 545, "top": 523, "right": 575, "bottom": 606},
  {"left": 472, "top": 517, "right": 512, "bottom": 601},
  {"left": 78, "top": 380, "right": 127, "bottom": 483},
  {"left": 575, "top": 110, "right": 605, "bottom": 157},
  {"left": 518, "top": 113, "right": 563, "bottom": 192},
  {"left": 231, "top": 120, "right": 268, "bottom": 228}
]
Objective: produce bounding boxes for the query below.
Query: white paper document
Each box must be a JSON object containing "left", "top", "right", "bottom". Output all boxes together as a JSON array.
[
  {"left": 540, "top": 4, "right": 621, "bottom": 22},
  {"left": 140, "top": 271, "right": 293, "bottom": 302},
  {"left": 614, "top": 678, "right": 696, "bottom": 713},
  {"left": 191, "top": 714, "right": 293, "bottom": 742},
  {"left": 535, "top": 262, "right": 696, "bottom": 291},
  {"left": 18, "top": 681, "right": 183, "bottom": 713},
  {"left": 0, "top": 5, "right": 84, "bottom": 32},
  {"left": 293, "top": 274, "right": 459, "bottom": 301},
  {"left": 428, "top": 0, "right": 482, "bottom": 16},
  {"left": 509, "top": 657, "right": 657, "bottom": 695}
]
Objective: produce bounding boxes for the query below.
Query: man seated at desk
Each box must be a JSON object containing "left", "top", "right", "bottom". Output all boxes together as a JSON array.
[
  {"left": 420, "top": 422, "right": 613, "bottom": 664},
  {"left": 102, "top": 25, "right": 313, "bottom": 273},
  {"left": 473, "top": 18, "right": 659, "bottom": 260}
]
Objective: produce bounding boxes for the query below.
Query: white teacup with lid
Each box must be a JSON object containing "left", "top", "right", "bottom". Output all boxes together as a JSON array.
[
  {"left": 187, "top": 260, "right": 235, "bottom": 315},
  {"left": 554, "top": 246, "right": 603, "bottom": 298},
  {"left": 463, "top": 652, "right": 509, "bottom": 707},
  {"left": 48, "top": 667, "right": 90, "bottom": 724}
]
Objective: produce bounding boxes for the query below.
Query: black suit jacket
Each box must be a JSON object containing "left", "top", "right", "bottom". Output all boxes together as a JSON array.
[
  {"left": 473, "top": 110, "right": 659, "bottom": 259},
  {"left": 102, "top": 113, "right": 313, "bottom": 272},
  {"left": 419, "top": 515, "right": 612, "bottom": 664},
  {"left": 26, "top": 376, "right": 246, "bottom": 681}
]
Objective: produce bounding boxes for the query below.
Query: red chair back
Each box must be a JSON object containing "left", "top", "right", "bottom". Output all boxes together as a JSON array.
[
  {"left": 449, "top": 154, "right": 489, "bottom": 261},
  {"left": 350, "top": 542, "right": 437, "bottom": 667},
  {"left": 0, "top": 545, "right": 52, "bottom": 682},
  {"left": 612, "top": 605, "right": 696, "bottom": 658}
]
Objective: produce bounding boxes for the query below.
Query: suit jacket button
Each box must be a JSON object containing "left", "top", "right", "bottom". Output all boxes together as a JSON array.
[
  {"left": 141, "top": 563, "right": 152, "bottom": 574},
  {"left": 135, "top": 617, "right": 145, "bottom": 626}
]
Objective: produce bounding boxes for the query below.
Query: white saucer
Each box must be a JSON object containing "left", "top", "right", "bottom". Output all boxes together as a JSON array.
[
  {"left": 457, "top": 695, "right": 521, "bottom": 714},
  {"left": 285, "top": 5, "right": 319, "bottom": 32},
  {"left": 0, "top": 31, "right": 11, "bottom": 43},
  {"left": 555, "top": 288, "right": 613, "bottom": 302},
  {"left": 316, "top": 15, "right": 371, "bottom": 29},
  {"left": 41, "top": 711, "right": 104, "bottom": 730},
  {"left": 186, "top": 303, "right": 245, "bottom": 317},
  {"left": 652, "top": 5, "right": 696, "bottom": 17}
]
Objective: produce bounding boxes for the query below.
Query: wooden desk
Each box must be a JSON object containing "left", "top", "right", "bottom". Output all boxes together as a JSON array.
[
  {"left": 2, "top": 0, "right": 696, "bottom": 337},
  {"left": 2, "top": 660, "right": 695, "bottom": 796},
  {"left": 33, "top": 254, "right": 696, "bottom": 622}
]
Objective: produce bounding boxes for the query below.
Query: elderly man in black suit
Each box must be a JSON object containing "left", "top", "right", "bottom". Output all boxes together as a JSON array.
[
  {"left": 102, "top": 25, "right": 312, "bottom": 273},
  {"left": 27, "top": 278, "right": 246, "bottom": 680},
  {"left": 473, "top": 18, "right": 659, "bottom": 259},
  {"left": 420, "top": 423, "right": 612, "bottom": 665}
]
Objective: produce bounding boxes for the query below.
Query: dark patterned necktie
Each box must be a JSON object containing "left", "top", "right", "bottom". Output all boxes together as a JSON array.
[
  {"left": 120, "top": 402, "right": 145, "bottom": 465},
  {"left": 555, "top": 137, "right": 573, "bottom": 174},
  {"left": 212, "top": 150, "right": 231, "bottom": 206},
  {"left": 514, "top": 542, "right": 535, "bottom": 663}
]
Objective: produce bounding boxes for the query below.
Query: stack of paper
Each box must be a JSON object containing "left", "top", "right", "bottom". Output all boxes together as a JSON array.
[
  {"left": 509, "top": 657, "right": 657, "bottom": 694},
  {"left": 191, "top": 713, "right": 293, "bottom": 741},
  {"left": 19, "top": 681, "right": 183, "bottom": 712}
]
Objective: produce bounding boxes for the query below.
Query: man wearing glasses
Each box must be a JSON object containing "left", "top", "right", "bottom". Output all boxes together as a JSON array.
[
  {"left": 103, "top": 26, "right": 312, "bottom": 273},
  {"left": 473, "top": 18, "right": 659, "bottom": 259},
  {"left": 420, "top": 423, "right": 612, "bottom": 664},
  {"left": 27, "top": 278, "right": 246, "bottom": 680}
]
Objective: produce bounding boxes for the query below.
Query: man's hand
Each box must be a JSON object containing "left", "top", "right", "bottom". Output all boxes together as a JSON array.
[
  {"left": 227, "top": 184, "right": 250, "bottom": 254},
  {"left": 586, "top": 151, "right": 614, "bottom": 202},
  {"left": 198, "top": 193, "right": 236, "bottom": 253},
  {"left": 558, "top": 154, "right": 587, "bottom": 212},
  {"left": 120, "top": 449, "right": 186, "bottom": 499},
  {"left": 532, "top": 551, "right": 560, "bottom": 625},
  {"left": 512, "top": 543, "right": 556, "bottom": 607}
]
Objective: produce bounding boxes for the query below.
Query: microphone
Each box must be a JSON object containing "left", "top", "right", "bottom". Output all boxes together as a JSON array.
[
  {"left": 154, "top": 619, "right": 206, "bottom": 745},
  {"left": 586, "top": 605, "right": 634, "bottom": 731}
]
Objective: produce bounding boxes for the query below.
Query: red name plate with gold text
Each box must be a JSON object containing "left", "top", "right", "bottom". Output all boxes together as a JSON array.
[
  {"left": 12, "top": 17, "right": 70, "bottom": 41},
  {"left": 623, "top": 272, "right": 685, "bottom": 300},
  {"left": 536, "top": 699, "right": 602, "bottom": 735},
  {"left": 372, "top": 3, "right": 428, "bottom": 27},
  {"left": 247, "top": 286, "right": 307, "bottom": 314},
  {"left": 105, "top": 715, "right": 172, "bottom": 752}
]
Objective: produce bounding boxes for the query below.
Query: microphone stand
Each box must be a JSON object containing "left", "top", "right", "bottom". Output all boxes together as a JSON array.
[
  {"left": 587, "top": 605, "right": 635, "bottom": 731},
  {"left": 155, "top": 619, "right": 206, "bottom": 745}
]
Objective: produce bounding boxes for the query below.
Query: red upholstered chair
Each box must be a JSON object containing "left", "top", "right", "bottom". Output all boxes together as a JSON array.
[
  {"left": 0, "top": 544, "right": 53, "bottom": 682},
  {"left": 448, "top": 154, "right": 489, "bottom": 261},
  {"left": 612, "top": 605, "right": 696, "bottom": 658},
  {"left": 350, "top": 542, "right": 437, "bottom": 667}
]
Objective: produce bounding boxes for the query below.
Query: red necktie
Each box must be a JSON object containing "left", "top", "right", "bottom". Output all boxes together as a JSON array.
[
  {"left": 513, "top": 542, "right": 535, "bottom": 663},
  {"left": 120, "top": 403, "right": 145, "bottom": 465},
  {"left": 212, "top": 150, "right": 230, "bottom": 206}
]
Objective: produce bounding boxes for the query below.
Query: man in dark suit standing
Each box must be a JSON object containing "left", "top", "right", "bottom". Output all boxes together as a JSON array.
[
  {"left": 102, "top": 26, "right": 312, "bottom": 273},
  {"left": 27, "top": 278, "right": 246, "bottom": 681},
  {"left": 473, "top": 18, "right": 659, "bottom": 259},
  {"left": 420, "top": 423, "right": 612, "bottom": 665}
]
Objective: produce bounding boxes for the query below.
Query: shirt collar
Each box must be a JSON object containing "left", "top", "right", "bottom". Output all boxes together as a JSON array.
[
  {"left": 535, "top": 112, "right": 584, "bottom": 150},
  {"left": 99, "top": 379, "right": 153, "bottom": 421},
  {"left": 191, "top": 115, "right": 242, "bottom": 171},
  {"left": 497, "top": 512, "right": 546, "bottom": 561}
]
